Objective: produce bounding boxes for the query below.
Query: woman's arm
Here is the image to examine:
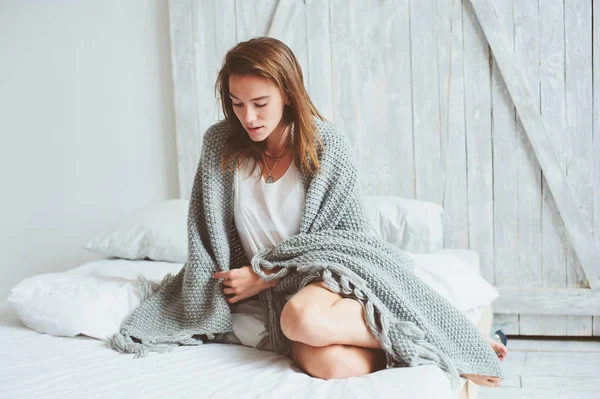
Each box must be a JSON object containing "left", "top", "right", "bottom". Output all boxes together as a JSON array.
[{"left": 212, "top": 265, "right": 283, "bottom": 303}]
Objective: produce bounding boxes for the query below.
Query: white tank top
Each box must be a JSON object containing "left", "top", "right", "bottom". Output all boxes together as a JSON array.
[{"left": 233, "top": 157, "right": 306, "bottom": 262}]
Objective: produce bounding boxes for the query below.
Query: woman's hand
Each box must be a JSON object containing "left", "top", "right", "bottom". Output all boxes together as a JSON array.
[{"left": 212, "top": 265, "right": 277, "bottom": 304}]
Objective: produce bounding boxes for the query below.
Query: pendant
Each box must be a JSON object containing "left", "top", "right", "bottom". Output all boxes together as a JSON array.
[{"left": 265, "top": 175, "right": 275, "bottom": 184}]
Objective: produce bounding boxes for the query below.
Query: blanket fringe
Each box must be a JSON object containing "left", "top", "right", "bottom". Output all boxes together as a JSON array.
[
  {"left": 253, "top": 251, "right": 462, "bottom": 391},
  {"left": 322, "top": 267, "right": 462, "bottom": 390},
  {"left": 106, "top": 270, "right": 201, "bottom": 358}
]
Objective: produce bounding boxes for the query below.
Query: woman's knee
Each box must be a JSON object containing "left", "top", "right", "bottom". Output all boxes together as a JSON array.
[
  {"left": 292, "top": 342, "right": 374, "bottom": 380},
  {"left": 280, "top": 301, "right": 326, "bottom": 344}
]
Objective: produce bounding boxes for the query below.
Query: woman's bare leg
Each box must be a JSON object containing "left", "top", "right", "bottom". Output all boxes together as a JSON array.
[
  {"left": 291, "top": 341, "right": 386, "bottom": 380},
  {"left": 280, "top": 281, "right": 381, "bottom": 349},
  {"left": 281, "top": 280, "right": 503, "bottom": 386}
]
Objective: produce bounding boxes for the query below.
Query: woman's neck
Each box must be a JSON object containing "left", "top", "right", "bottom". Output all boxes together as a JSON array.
[{"left": 263, "top": 121, "right": 291, "bottom": 156}]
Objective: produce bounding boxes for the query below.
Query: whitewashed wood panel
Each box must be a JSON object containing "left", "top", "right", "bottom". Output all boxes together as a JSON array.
[
  {"left": 235, "top": 0, "right": 278, "bottom": 41},
  {"left": 169, "top": 0, "right": 201, "bottom": 200},
  {"left": 410, "top": 0, "right": 442, "bottom": 205},
  {"left": 352, "top": 0, "right": 411, "bottom": 197},
  {"left": 268, "top": 0, "right": 308, "bottom": 84},
  {"left": 437, "top": 0, "right": 468, "bottom": 248},
  {"left": 513, "top": 0, "right": 544, "bottom": 336},
  {"left": 469, "top": 0, "right": 600, "bottom": 333},
  {"left": 471, "top": 0, "right": 600, "bottom": 291},
  {"left": 213, "top": 0, "right": 237, "bottom": 122},
  {"left": 564, "top": 0, "right": 594, "bottom": 336},
  {"left": 380, "top": 0, "right": 415, "bottom": 199},
  {"left": 494, "top": 287, "right": 600, "bottom": 316},
  {"left": 594, "top": 0, "right": 600, "bottom": 337},
  {"left": 329, "top": 0, "right": 359, "bottom": 149},
  {"left": 169, "top": 0, "right": 600, "bottom": 335},
  {"left": 305, "top": 0, "right": 334, "bottom": 121},
  {"left": 539, "top": 0, "right": 568, "bottom": 337},
  {"left": 489, "top": 0, "right": 519, "bottom": 335},
  {"left": 463, "top": 1, "right": 494, "bottom": 283}
]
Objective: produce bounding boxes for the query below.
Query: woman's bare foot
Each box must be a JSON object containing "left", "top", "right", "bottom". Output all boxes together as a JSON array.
[
  {"left": 459, "top": 336, "right": 507, "bottom": 387},
  {"left": 484, "top": 335, "right": 508, "bottom": 361},
  {"left": 461, "top": 374, "right": 502, "bottom": 387}
]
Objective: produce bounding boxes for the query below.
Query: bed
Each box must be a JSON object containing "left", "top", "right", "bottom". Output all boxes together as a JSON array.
[{"left": 1, "top": 246, "right": 495, "bottom": 399}]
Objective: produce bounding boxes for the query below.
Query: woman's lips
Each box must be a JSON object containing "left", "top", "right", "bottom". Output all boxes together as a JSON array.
[{"left": 247, "top": 126, "right": 263, "bottom": 133}]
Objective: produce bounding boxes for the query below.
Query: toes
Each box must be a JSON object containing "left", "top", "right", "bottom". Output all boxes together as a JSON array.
[
  {"left": 462, "top": 374, "right": 503, "bottom": 387},
  {"left": 485, "top": 377, "right": 502, "bottom": 387}
]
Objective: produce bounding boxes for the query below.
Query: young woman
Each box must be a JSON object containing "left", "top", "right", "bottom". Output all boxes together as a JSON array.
[{"left": 209, "top": 37, "right": 507, "bottom": 386}]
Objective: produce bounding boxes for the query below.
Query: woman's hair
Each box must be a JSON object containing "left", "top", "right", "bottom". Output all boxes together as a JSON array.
[{"left": 215, "top": 37, "right": 325, "bottom": 177}]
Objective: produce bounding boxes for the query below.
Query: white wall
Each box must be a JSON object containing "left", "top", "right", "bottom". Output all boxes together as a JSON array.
[{"left": 0, "top": 0, "right": 179, "bottom": 296}]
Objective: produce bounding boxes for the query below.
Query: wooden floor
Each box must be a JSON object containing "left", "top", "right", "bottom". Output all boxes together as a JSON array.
[{"left": 478, "top": 337, "right": 600, "bottom": 399}]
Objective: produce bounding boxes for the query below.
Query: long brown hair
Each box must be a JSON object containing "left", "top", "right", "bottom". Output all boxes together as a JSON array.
[{"left": 215, "top": 37, "right": 325, "bottom": 177}]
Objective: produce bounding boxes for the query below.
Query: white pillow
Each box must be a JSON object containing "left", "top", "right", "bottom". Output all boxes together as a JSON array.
[
  {"left": 6, "top": 254, "right": 497, "bottom": 341},
  {"left": 407, "top": 252, "right": 498, "bottom": 312},
  {"left": 364, "top": 196, "right": 444, "bottom": 253},
  {"left": 6, "top": 259, "right": 184, "bottom": 340},
  {"left": 84, "top": 199, "right": 188, "bottom": 263},
  {"left": 84, "top": 196, "right": 443, "bottom": 264}
]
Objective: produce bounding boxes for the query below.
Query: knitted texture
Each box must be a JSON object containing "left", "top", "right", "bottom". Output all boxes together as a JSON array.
[{"left": 107, "top": 117, "right": 503, "bottom": 388}]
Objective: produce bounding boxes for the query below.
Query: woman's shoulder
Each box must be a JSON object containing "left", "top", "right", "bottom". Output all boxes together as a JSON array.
[
  {"left": 202, "top": 119, "right": 231, "bottom": 147},
  {"left": 312, "top": 116, "right": 353, "bottom": 154}
]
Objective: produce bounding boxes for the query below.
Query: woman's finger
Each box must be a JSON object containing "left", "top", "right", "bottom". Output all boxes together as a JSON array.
[
  {"left": 224, "top": 287, "right": 236, "bottom": 295},
  {"left": 213, "top": 271, "right": 229, "bottom": 280}
]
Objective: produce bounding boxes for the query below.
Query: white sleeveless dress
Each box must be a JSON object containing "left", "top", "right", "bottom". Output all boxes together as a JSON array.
[{"left": 229, "top": 156, "right": 306, "bottom": 348}]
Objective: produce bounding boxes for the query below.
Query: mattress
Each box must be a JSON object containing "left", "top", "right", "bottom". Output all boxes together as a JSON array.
[{"left": 0, "top": 249, "right": 488, "bottom": 399}]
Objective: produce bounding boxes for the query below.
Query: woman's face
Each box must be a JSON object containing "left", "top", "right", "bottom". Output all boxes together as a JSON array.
[{"left": 228, "top": 74, "right": 289, "bottom": 142}]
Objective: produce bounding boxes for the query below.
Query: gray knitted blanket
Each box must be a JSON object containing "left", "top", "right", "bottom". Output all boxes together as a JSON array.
[{"left": 108, "top": 118, "right": 503, "bottom": 389}]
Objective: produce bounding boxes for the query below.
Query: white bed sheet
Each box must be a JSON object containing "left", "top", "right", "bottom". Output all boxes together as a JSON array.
[
  {"left": 0, "top": 301, "right": 463, "bottom": 398},
  {"left": 0, "top": 249, "right": 484, "bottom": 399}
]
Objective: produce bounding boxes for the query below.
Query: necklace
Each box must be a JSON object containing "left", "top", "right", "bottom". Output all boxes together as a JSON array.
[{"left": 264, "top": 125, "right": 292, "bottom": 184}]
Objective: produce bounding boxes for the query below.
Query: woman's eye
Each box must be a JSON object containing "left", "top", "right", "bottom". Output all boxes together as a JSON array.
[{"left": 256, "top": 103, "right": 267, "bottom": 108}]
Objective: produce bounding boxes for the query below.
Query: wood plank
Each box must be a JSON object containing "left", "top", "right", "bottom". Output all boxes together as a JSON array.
[
  {"left": 564, "top": 0, "right": 594, "bottom": 336},
  {"left": 520, "top": 352, "right": 600, "bottom": 378},
  {"left": 410, "top": 0, "right": 442, "bottom": 205},
  {"left": 506, "top": 338, "right": 600, "bottom": 353},
  {"left": 305, "top": 0, "right": 334, "bottom": 120},
  {"left": 469, "top": 0, "right": 600, "bottom": 289},
  {"left": 522, "top": 376, "right": 600, "bottom": 392},
  {"left": 513, "top": 0, "right": 543, "bottom": 337},
  {"left": 463, "top": 0, "right": 494, "bottom": 283},
  {"left": 235, "top": 0, "right": 255, "bottom": 41},
  {"left": 486, "top": 0, "right": 520, "bottom": 337},
  {"left": 494, "top": 350, "right": 526, "bottom": 386},
  {"left": 594, "top": 317, "right": 600, "bottom": 337},
  {"left": 437, "top": 0, "right": 468, "bottom": 247},
  {"left": 213, "top": 0, "right": 237, "bottom": 120},
  {"left": 267, "top": 0, "right": 308, "bottom": 77},
  {"left": 213, "top": 0, "right": 237, "bottom": 67},
  {"left": 169, "top": 0, "right": 201, "bottom": 200},
  {"left": 329, "top": 0, "right": 359, "bottom": 146},
  {"left": 267, "top": 0, "right": 299, "bottom": 39},
  {"left": 353, "top": 0, "right": 409, "bottom": 197},
  {"left": 494, "top": 287, "right": 600, "bottom": 316},
  {"left": 539, "top": 0, "right": 568, "bottom": 337},
  {"left": 192, "top": 0, "right": 219, "bottom": 126},
  {"left": 493, "top": 314, "right": 519, "bottom": 335},
  {"left": 235, "top": 0, "right": 278, "bottom": 41},
  {"left": 381, "top": 0, "right": 415, "bottom": 199},
  {"left": 489, "top": 0, "right": 517, "bottom": 295},
  {"left": 480, "top": 388, "right": 600, "bottom": 399},
  {"left": 594, "top": 0, "right": 600, "bottom": 337}
]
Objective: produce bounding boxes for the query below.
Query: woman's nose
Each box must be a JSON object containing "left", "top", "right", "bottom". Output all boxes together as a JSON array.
[{"left": 242, "top": 107, "right": 257, "bottom": 124}]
